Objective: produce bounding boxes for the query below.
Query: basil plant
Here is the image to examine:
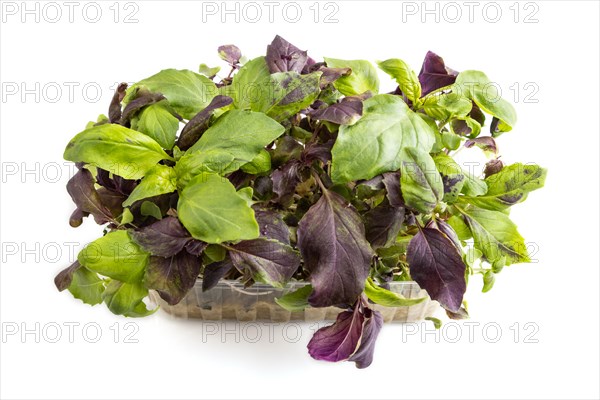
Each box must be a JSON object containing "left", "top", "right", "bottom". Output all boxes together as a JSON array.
[{"left": 55, "top": 35, "right": 546, "bottom": 368}]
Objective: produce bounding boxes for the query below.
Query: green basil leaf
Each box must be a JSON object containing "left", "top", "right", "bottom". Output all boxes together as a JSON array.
[
  {"left": 123, "top": 164, "right": 177, "bottom": 207},
  {"left": 275, "top": 285, "right": 313, "bottom": 312},
  {"left": 446, "top": 214, "right": 471, "bottom": 241},
  {"left": 229, "top": 56, "right": 271, "bottom": 109},
  {"left": 240, "top": 149, "right": 271, "bottom": 175},
  {"left": 252, "top": 71, "right": 322, "bottom": 122},
  {"left": 422, "top": 93, "right": 472, "bottom": 121},
  {"left": 454, "top": 70, "right": 517, "bottom": 134},
  {"left": 482, "top": 270, "right": 495, "bottom": 293},
  {"left": 433, "top": 153, "right": 465, "bottom": 203},
  {"left": 399, "top": 147, "right": 443, "bottom": 214},
  {"left": 136, "top": 101, "right": 180, "bottom": 150},
  {"left": 377, "top": 58, "right": 421, "bottom": 103},
  {"left": 187, "top": 110, "right": 285, "bottom": 164},
  {"left": 331, "top": 94, "right": 435, "bottom": 183},
  {"left": 365, "top": 278, "right": 427, "bottom": 307},
  {"left": 64, "top": 124, "right": 172, "bottom": 180},
  {"left": 324, "top": 58, "right": 379, "bottom": 96},
  {"left": 78, "top": 230, "right": 149, "bottom": 283},
  {"left": 68, "top": 265, "right": 105, "bottom": 306},
  {"left": 102, "top": 280, "right": 156, "bottom": 317},
  {"left": 462, "top": 163, "right": 547, "bottom": 210},
  {"left": 459, "top": 206, "right": 529, "bottom": 265},
  {"left": 140, "top": 201, "right": 163, "bottom": 220},
  {"left": 177, "top": 173, "right": 259, "bottom": 243},
  {"left": 175, "top": 149, "right": 237, "bottom": 189},
  {"left": 462, "top": 170, "right": 488, "bottom": 196},
  {"left": 125, "top": 69, "right": 217, "bottom": 119}
]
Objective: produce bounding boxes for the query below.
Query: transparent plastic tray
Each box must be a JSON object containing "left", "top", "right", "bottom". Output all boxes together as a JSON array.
[{"left": 150, "top": 280, "right": 439, "bottom": 323}]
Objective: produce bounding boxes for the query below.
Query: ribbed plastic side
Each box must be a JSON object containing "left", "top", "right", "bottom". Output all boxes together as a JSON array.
[{"left": 149, "top": 280, "right": 439, "bottom": 322}]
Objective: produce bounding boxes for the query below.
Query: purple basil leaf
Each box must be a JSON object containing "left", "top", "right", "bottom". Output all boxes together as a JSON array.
[
  {"left": 428, "top": 219, "right": 463, "bottom": 253},
  {"left": 253, "top": 207, "right": 290, "bottom": 244},
  {"left": 96, "top": 187, "right": 126, "bottom": 219},
  {"left": 218, "top": 44, "right": 242, "bottom": 65},
  {"left": 407, "top": 227, "right": 467, "bottom": 312},
  {"left": 382, "top": 172, "right": 404, "bottom": 208},
  {"left": 229, "top": 238, "right": 301, "bottom": 287},
  {"left": 54, "top": 261, "right": 82, "bottom": 291},
  {"left": 184, "top": 240, "right": 208, "bottom": 256},
  {"left": 301, "top": 56, "right": 318, "bottom": 74},
  {"left": 348, "top": 307, "right": 384, "bottom": 369},
  {"left": 108, "top": 82, "right": 127, "bottom": 123},
  {"left": 310, "top": 99, "right": 363, "bottom": 125},
  {"left": 266, "top": 35, "right": 308, "bottom": 74},
  {"left": 418, "top": 51, "right": 458, "bottom": 96},
  {"left": 464, "top": 136, "right": 498, "bottom": 155},
  {"left": 302, "top": 140, "right": 333, "bottom": 164},
  {"left": 446, "top": 306, "right": 469, "bottom": 320},
  {"left": 483, "top": 158, "right": 504, "bottom": 178},
  {"left": 307, "top": 307, "right": 365, "bottom": 363},
  {"left": 130, "top": 216, "right": 193, "bottom": 257},
  {"left": 67, "top": 167, "right": 114, "bottom": 227},
  {"left": 272, "top": 160, "right": 302, "bottom": 206},
  {"left": 364, "top": 202, "right": 405, "bottom": 249},
  {"left": 202, "top": 259, "right": 234, "bottom": 292},
  {"left": 119, "top": 89, "right": 165, "bottom": 126},
  {"left": 95, "top": 168, "right": 137, "bottom": 196},
  {"left": 144, "top": 251, "right": 201, "bottom": 305},
  {"left": 297, "top": 188, "right": 374, "bottom": 307},
  {"left": 176, "top": 95, "right": 233, "bottom": 150}
]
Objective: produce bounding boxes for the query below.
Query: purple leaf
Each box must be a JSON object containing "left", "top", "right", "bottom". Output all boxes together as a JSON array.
[
  {"left": 144, "top": 251, "right": 201, "bottom": 305},
  {"left": 218, "top": 44, "right": 242, "bottom": 65},
  {"left": 302, "top": 140, "right": 333, "bottom": 164},
  {"left": 96, "top": 168, "right": 137, "bottom": 196},
  {"left": 317, "top": 66, "right": 352, "bottom": 87},
  {"left": 364, "top": 202, "right": 405, "bottom": 249},
  {"left": 184, "top": 240, "right": 208, "bottom": 256},
  {"left": 108, "top": 83, "right": 127, "bottom": 123},
  {"left": 310, "top": 98, "right": 363, "bottom": 125},
  {"left": 266, "top": 35, "right": 308, "bottom": 74},
  {"left": 307, "top": 306, "right": 364, "bottom": 363},
  {"left": 202, "top": 259, "right": 234, "bottom": 292},
  {"left": 67, "top": 167, "right": 114, "bottom": 227},
  {"left": 418, "top": 51, "right": 458, "bottom": 96},
  {"left": 130, "top": 216, "right": 193, "bottom": 257},
  {"left": 120, "top": 89, "right": 165, "bottom": 126},
  {"left": 54, "top": 261, "right": 82, "bottom": 291},
  {"left": 428, "top": 219, "right": 462, "bottom": 253},
  {"left": 297, "top": 188, "right": 374, "bottom": 307},
  {"left": 229, "top": 238, "right": 301, "bottom": 287},
  {"left": 348, "top": 307, "right": 384, "bottom": 368},
  {"left": 253, "top": 208, "right": 290, "bottom": 244},
  {"left": 272, "top": 160, "right": 302, "bottom": 206},
  {"left": 407, "top": 227, "right": 467, "bottom": 312},
  {"left": 307, "top": 297, "right": 383, "bottom": 368},
  {"left": 464, "top": 136, "right": 498, "bottom": 155},
  {"left": 382, "top": 172, "right": 404, "bottom": 208},
  {"left": 176, "top": 95, "right": 233, "bottom": 150},
  {"left": 483, "top": 158, "right": 504, "bottom": 178}
]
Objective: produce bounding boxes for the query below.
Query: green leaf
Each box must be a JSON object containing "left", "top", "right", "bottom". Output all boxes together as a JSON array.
[
  {"left": 399, "top": 147, "right": 443, "bottom": 214},
  {"left": 482, "top": 270, "right": 495, "bottom": 293},
  {"left": 203, "top": 244, "right": 226, "bottom": 262},
  {"left": 68, "top": 266, "right": 105, "bottom": 306},
  {"left": 229, "top": 56, "right": 271, "bottom": 109},
  {"left": 331, "top": 94, "right": 435, "bottom": 183},
  {"left": 125, "top": 69, "right": 217, "bottom": 119},
  {"left": 251, "top": 71, "right": 322, "bottom": 122},
  {"left": 462, "top": 163, "right": 547, "bottom": 210},
  {"left": 78, "top": 230, "right": 149, "bottom": 283},
  {"left": 364, "top": 278, "right": 427, "bottom": 307},
  {"left": 426, "top": 317, "right": 442, "bottom": 329},
  {"left": 140, "top": 201, "right": 162, "bottom": 220},
  {"left": 120, "top": 208, "right": 134, "bottom": 225},
  {"left": 433, "top": 153, "right": 465, "bottom": 203},
  {"left": 454, "top": 70, "right": 517, "bottom": 134},
  {"left": 422, "top": 93, "right": 472, "bottom": 121},
  {"left": 64, "top": 124, "right": 172, "bottom": 180},
  {"left": 275, "top": 285, "right": 313, "bottom": 311},
  {"left": 241, "top": 149, "right": 271, "bottom": 175},
  {"left": 136, "top": 101, "right": 180, "bottom": 150},
  {"left": 187, "top": 110, "right": 285, "bottom": 165},
  {"left": 123, "top": 164, "right": 177, "bottom": 207},
  {"left": 198, "top": 63, "right": 221, "bottom": 78},
  {"left": 458, "top": 206, "right": 530, "bottom": 265},
  {"left": 377, "top": 58, "right": 421, "bottom": 103},
  {"left": 175, "top": 149, "right": 237, "bottom": 189},
  {"left": 462, "top": 170, "right": 488, "bottom": 196},
  {"left": 102, "top": 280, "right": 156, "bottom": 317},
  {"left": 324, "top": 58, "right": 379, "bottom": 96},
  {"left": 237, "top": 187, "right": 254, "bottom": 206},
  {"left": 447, "top": 215, "right": 471, "bottom": 241},
  {"left": 177, "top": 173, "right": 259, "bottom": 243}
]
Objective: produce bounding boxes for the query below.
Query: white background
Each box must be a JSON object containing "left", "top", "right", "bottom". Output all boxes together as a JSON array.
[{"left": 1, "top": 1, "right": 599, "bottom": 399}]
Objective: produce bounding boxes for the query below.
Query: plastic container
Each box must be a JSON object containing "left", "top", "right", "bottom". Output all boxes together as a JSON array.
[{"left": 149, "top": 280, "right": 439, "bottom": 323}]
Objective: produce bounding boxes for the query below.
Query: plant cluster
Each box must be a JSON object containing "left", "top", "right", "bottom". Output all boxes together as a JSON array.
[{"left": 55, "top": 35, "right": 546, "bottom": 368}]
